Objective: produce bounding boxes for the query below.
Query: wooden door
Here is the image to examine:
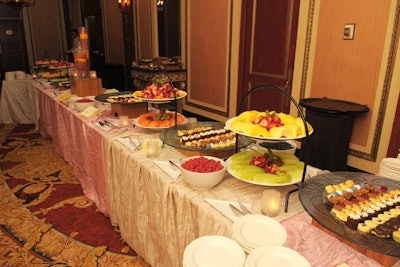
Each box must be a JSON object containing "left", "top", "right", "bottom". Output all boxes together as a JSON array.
[
  {"left": 237, "top": 0, "right": 300, "bottom": 114},
  {"left": 0, "top": 6, "right": 29, "bottom": 78},
  {"left": 81, "top": 0, "right": 105, "bottom": 73}
]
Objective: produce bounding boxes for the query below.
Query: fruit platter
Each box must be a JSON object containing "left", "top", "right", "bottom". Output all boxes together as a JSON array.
[
  {"left": 226, "top": 149, "right": 304, "bottom": 186},
  {"left": 134, "top": 110, "right": 187, "bottom": 129},
  {"left": 299, "top": 172, "right": 400, "bottom": 257},
  {"left": 159, "top": 121, "right": 252, "bottom": 158},
  {"left": 133, "top": 83, "right": 186, "bottom": 103},
  {"left": 226, "top": 110, "right": 313, "bottom": 140},
  {"left": 48, "top": 60, "right": 75, "bottom": 70}
]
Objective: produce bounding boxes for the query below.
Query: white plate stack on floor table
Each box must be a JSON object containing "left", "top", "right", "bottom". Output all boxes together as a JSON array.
[
  {"left": 183, "top": 235, "right": 246, "bottom": 267},
  {"left": 378, "top": 157, "right": 400, "bottom": 180},
  {"left": 231, "top": 214, "right": 287, "bottom": 253}
]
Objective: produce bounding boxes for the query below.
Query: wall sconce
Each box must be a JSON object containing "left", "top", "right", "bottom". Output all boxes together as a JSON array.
[
  {"left": 118, "top": 0, "right": 130, "bottom": 13},
  {"left": 0, "top": 0, "right": 35, "bottom": 9}
]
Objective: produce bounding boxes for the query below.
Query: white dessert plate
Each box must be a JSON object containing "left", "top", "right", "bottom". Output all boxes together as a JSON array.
[
  {"left": 183, "top": 235, "right": 245, "bottom": 267},
  {"left": 244, "top": 245, "right": 310, "bottom": 267},
  {"left": 232, "top": 214, "right": 287, "bottom": 249}
]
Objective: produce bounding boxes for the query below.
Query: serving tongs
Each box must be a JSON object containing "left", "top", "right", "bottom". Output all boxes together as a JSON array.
[
  {"left": 98, "top": 120, "right": 117, "bottom": 129},
  {"left": 169, "top": 160, "right": 180, "bottom": 171}
]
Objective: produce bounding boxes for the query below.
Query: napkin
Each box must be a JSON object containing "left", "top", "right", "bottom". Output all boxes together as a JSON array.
[
  {"left": 154, "top": 160, "right": 181, "bottom": 180},
  {"left": 116, "top": 137, "right": 142, "bottom": 150},
  {"left": 204, "top": 199, "right": 252, "bottom": 222}
]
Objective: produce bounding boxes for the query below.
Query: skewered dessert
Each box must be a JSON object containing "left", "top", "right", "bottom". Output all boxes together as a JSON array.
[
  {"left": 176, "top": 126, "right": 236, "bottom": 149},
  {"left": 106, "top": 93, "right": 140, "bottom": 103}
]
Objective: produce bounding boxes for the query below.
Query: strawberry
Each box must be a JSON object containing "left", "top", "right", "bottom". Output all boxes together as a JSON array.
[
  {"left": 267, "top": 122, "right": 277, "bottom": 130},
  {"left": 259, "top": 118, "right": 269, "bottom": 128},
  {"left": 271, "top": 115, "right": 281, "bottom": 124}
]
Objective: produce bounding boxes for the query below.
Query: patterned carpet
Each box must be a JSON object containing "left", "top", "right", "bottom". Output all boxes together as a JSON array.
[{"left": 0, "top": 124, "right": 149, "bottom": 266}]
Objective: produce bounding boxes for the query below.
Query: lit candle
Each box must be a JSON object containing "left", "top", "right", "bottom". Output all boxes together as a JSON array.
[
  {"left": 90, "top": 71, "right": 97, "bottom": 79},
  {"left": 261, "top": 189, "right": 281, "bottom": 217},
  {"left": 118, "top": 115, "right": 129, "bottom": 127},
  {"left": 146, "top": 140, "right": 160, "bottom": 158},
  {"left": 72, "top": 71, "right": 78, "bottom": 78}
]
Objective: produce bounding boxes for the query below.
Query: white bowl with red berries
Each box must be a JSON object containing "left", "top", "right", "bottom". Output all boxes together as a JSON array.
[
  {"left": 74, "top": 98, "right": 96, "bottom": 112},
  {"left": 180, "top": 156, "right": 226, "bottom": 190}
]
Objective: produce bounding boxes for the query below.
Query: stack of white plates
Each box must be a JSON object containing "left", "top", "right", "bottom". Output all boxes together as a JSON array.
[
  {"left": 378, "top": 157, "right": 400, "bottom": 180},
  {"left": 244, "top": 245, "right": 311, "bottom": 267},
  {"left": 5, "top": 71, "right": 15, "bottom": 81},
  {"left": 232, "top": 214, "right": 287, "bottom": 253},
  {"left": 183, "top": 235, "right": 246, "bottom": 267}
]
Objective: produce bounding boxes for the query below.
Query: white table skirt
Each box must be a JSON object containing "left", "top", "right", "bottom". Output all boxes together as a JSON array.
[{"left": 1, "top": 78, "right": 39, "bottom": 129}]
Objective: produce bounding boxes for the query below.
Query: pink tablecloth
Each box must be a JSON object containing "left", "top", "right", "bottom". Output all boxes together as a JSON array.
[
  {"left": 34, "top": 83, "right": 111, "bottom": 215},
  {"left": 282, "top": 211, "right": 400, "bottom": 267}
]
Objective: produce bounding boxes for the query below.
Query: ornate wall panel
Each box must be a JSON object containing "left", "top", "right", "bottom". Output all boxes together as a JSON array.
[{"left": 184, "top": 0, "right": 233, "bottom": 117}]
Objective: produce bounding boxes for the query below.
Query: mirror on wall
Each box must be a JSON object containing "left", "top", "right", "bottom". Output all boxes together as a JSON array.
[{"left": 157, "top": 0, "right": 181, "bottom": 57}]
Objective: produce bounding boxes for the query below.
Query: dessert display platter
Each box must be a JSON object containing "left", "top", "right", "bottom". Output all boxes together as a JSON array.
[
  {"left": 299, "top": 171, "right": 400, "bottom": 257},
  {"left": 160, "top": 121, "right": 253, "bottom": 158},
  {"left": 95, "top": 85, "right": 187, "bottom": 130}
]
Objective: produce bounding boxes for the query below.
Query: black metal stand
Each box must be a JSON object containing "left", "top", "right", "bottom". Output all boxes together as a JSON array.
[{"left": 235, "top": 84, "right": 310, "bottom": 212}]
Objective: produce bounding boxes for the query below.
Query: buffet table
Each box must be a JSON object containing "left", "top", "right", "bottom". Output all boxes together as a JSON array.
[
  {"left": 1, "top": 78, "right": 40, "bottom": 130},
  {"left": 34, "top": 81, "right": 115, "bottom": 215},
  {"left": 28, "top": 81, "right": 400, "bottom": 267}
]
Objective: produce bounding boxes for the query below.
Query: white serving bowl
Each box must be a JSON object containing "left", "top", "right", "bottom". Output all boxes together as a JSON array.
[
  {"left": 180, "top": 156, "right": 226, "bottom": 190},
  {"left": 256, "top": 140, "right": 297, "bottom": 154},
  {"left": 74, "top": 99, "right": 96, "bottom": 112}
]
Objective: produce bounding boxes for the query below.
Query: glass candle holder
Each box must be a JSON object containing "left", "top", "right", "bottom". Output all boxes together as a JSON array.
[
  {"left": 261, "top": 189, "right": 281, "bottom": 217},
  {"left": 90, "top": 71, "right": 97, "bottom": 79},
  {"left": 146, "top": 140, "right": 161, "bottom": 158},
  {"left": 118, "top": 115, "right": 129, "bottom": 127}
]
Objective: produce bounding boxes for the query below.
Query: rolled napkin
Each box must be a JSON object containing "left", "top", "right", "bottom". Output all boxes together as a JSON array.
[
  {"left": 205, "top": 199, "right": 252, "bottom": 222},
  {"left": 153, "top": 160, "right": 181, "bottom": 180}
]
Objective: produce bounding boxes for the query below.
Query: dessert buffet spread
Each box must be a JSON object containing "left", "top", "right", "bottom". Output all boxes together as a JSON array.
[
  {"left": 226, "top": 110, "right": 313, "bottom": 139},
  {"left": 325, "top": 179, "right": 400, "bottom": 242}
]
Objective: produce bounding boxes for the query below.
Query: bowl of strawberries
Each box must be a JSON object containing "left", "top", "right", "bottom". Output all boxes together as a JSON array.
[{"left": 180, "top": 156, "right": 226, "bottom": 190}]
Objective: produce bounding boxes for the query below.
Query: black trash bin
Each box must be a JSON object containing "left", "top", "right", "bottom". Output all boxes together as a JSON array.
[{"left": 300, "top": 97, "right": 369, "bottom": 171}]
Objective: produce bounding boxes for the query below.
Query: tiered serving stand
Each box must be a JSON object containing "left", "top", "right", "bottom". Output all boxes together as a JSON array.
[{"left": 231, "top": 84, "right": 311, "bottom": 212}]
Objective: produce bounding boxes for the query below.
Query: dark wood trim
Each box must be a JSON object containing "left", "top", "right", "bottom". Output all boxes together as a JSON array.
[
  {"left": 387, "top": 96, "right": 400, "bottom": 157},
  {"left": 121, "top": 6, "right": 135, "bottom": 90}
]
